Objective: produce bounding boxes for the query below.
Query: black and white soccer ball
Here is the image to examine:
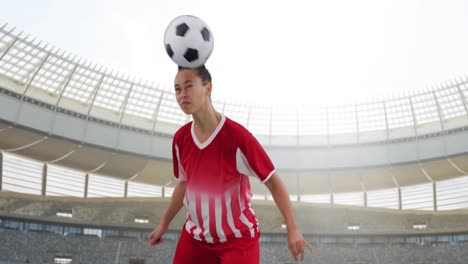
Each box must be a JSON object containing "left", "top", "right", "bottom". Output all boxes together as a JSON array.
[{"left": 164, "top": 15, "right": 214, "bottom": 68}]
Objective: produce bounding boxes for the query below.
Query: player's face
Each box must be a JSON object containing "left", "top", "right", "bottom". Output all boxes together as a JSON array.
[{"left": 174, "top": 69, "right": 211, "bottom": 115}]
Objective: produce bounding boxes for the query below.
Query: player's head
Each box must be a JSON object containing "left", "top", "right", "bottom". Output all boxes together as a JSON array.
[
  {"left": 174, "top": 65, "right": 212, "bottom": 115},
  {"left": 178, "top": 65, "right": 212, "bottom": 84}
]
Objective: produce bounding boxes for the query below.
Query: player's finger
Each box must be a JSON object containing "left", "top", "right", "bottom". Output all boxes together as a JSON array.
[
  {"left": 295, "top": 240, "right": 302, "bottom": 252},
  {"left": 149, "top": 236, "right": 158, "bottom": 246},
  {"left": 293, "top": 242, "right": 302, "bottom": 261},
  {"left": 290, "top": 244, "right": 298, "bottom": 261},
  {"left": 296, "top": 240, "right": 304, "bottom": 261},
  {"left": 305, "top": 240, "right": 313, "bottom": 252}
]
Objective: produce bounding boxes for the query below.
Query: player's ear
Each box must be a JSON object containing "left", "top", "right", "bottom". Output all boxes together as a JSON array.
[{"left": 205, "top": 81, "right": 212, "bottom": 97}]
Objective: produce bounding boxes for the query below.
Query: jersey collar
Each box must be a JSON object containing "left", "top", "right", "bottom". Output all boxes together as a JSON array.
[{"left": 191, "top": 112, "right": 226, "bottom": 150}]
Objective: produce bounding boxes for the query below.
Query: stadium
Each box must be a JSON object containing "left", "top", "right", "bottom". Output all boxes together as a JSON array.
[{"left": 1, "top": 4, "right": 468, "bottom": 264}]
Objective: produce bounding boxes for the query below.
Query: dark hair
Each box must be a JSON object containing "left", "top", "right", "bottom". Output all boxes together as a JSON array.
[{"left": 178, "top": 65, "right": 212, "bottom": 83}]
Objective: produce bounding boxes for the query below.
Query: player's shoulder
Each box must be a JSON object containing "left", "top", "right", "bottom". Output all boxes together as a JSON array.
[
  {"left": 174, "top": 121, "right": 192, "bottom": 140},
  {"left": 222, "top": 116, "right": 253, "bottom": 140},
  {"left": 223, "top": 116, "right": 249, "bottom": 133}
]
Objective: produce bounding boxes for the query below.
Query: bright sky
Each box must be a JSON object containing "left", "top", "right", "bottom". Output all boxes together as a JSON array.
[{"left": 1, "top": 0, "right": 468, "bottom": 107}]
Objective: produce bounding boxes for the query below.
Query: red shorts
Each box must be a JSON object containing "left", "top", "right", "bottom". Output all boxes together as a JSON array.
[{"left": 173, "top": 228, "right": 260, "bottom": 264}]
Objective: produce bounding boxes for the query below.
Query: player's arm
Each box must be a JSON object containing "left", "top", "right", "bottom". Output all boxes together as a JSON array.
[
  {"left": 264, "top": 173, "right": 312, "bottom": 261},
  {"left": 149, "top": 180, "right": 186, "bottom": 246}
]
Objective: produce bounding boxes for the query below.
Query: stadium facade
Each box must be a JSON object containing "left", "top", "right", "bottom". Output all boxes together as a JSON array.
[{"left": 1, "top": 23, "right": 468, "bottom": 263}]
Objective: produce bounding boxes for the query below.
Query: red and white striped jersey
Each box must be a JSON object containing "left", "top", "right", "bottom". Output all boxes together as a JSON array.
[{"left": 172, "top": 113, "right": 275, "bottom": 243}]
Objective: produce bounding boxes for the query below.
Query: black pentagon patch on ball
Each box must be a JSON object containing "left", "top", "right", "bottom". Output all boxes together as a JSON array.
[
  {"left": 184, "top": 48, "right": 199, "bottom": 62},
  {"left": 176, "top": 23, "right": 189, "bottom": 37},
  {"left": 165, "top": 44, "right": 174, "bottom": 58},
  {"left": 201, "top": 27, "right": 210, "bottom": 41}
]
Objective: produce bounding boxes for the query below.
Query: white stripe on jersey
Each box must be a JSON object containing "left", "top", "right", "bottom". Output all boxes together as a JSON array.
[
  {"left": 215, "top": 196, "right": 227, "bottom": 242},
  {"left": 240, "top": 213, "right": 255, "bottom": 238},
  {"left": 235, "top": 148, "right": 258, "bottom": 178},
  {"left": 238, "top": 189, "right": 256, "bottom": 238},
  {"left": 185, "top": 220, "right": 195, "bottom": 236},
  {"left": 201, "top": 193, "right": 213, "bottom": 243},
  {"left": 224, "top": 190, "right": 242, "bottom": 238},
  {"left": 187, "top": 191, "right": 202, "bottom": 241},
  {"left": 250, "top": 207, "right": 259, "bottom": 228},
  {"left": 175, "top": 144, "right": 187, "bottom": 181}
]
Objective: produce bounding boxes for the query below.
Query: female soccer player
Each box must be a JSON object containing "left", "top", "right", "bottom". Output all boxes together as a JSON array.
[{"left": 149, "top": 65, "right": 312, "bottom": 263}]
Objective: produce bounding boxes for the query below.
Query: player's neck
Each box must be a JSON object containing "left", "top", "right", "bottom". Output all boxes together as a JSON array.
[{"left": 192, "top": 105, "right": 220, "bottom": 137}]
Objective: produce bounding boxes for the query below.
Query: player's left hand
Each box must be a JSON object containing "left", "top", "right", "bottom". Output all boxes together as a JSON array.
[{"left": 287, "top": 228, "right": 313, "bottom": 261}]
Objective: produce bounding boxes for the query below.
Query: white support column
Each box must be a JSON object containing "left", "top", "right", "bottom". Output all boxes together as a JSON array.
[
  {"left": 41, "top": 163, "right": 47, "bottom": 196},
  {"left": 397, "top": 187, "right": 402, "bottom": 210},
  {"left": 432, "top": 91, "right": 446, "bottom": 133},
  {"left": 391, "top": 175, "right": 402, "bottom": 210},
  {"left": 432, "top": 89, "right": 453, "bottom": 184},
  {"left": 360, "top": 177, "right": 367, "bottom": 207},
  {"left": 151, "top": 89, "right": 165, "bottom": 133},
  {"left": 363, "top": 191, "right": 368, "bottom": 207},
  {"left": 296, "top": 108, "right": 300, "bottom": 145},
  {"left": 328, "top": 173, "right": 334, "bottom": 205},
  {"left": 382, "top": 100, "right": 396, "bottom": 207},
  {"left": 408, "top": 97, "right": 418, "bottom": 138},
  {"left": 81, "top": 72, "right": 105, "bottom": 144},
  {"left": 456, "top": 84, "right": 468, "bottom": 115},
  {"left": 48, "top": 62, "right": 79, "bottom": 135},
  {"left": 115, "top": 78, "right": 135, "bottom": 151},
  {"left": 118, "top": 78, "right": 134, "bottom": 115},
  {"left": 295, "top": 108, "right": 301, "bottom": 201},
  {"left": 86, "top": 71, "right": 105, "bottom": 110},
  {"left": 148, "top": 86, "right": 164, "bottom": 160},
  {"left": 355, "top": 104, "right": 360, "bottom": 144},
  {"left": 408, "top": 96, "right": 426, "bottom": 190},
  {"left": 433, "top": 182, "right": 437, "bottom": 212},
  {"left": 0, "top": 152, "right": 3, "bottom": 191},
  {"left": 84, "top": 173, "right": 89, "bottom": 198},
  {"left": 383, "top": 101, "right": 390, "bottom": 142},
  {"left": 325, "top": 107, "right": 330, "bottom": 146}
]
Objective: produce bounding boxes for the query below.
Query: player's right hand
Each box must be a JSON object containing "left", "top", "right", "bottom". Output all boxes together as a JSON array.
[{"left": 149, "top": 223, "right": 168, "bottom": 246}]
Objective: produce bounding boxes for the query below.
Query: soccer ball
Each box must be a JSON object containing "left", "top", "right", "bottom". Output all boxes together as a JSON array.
[{"left": 164, "top": 15, "right": 214, "bottom": 68}]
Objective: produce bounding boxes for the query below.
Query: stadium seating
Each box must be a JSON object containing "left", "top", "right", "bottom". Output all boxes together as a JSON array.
[{"left": 2, "top": 227, "right": 468, "bottom": 264}]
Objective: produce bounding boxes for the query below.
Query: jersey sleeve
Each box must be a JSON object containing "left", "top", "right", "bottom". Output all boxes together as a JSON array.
[
  {"left": 236, "top": 128, "right": 276, "bottom": 183},
  {"left": 172, "top": 135, "right": 187, "bottom": 182}
]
